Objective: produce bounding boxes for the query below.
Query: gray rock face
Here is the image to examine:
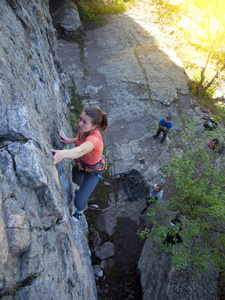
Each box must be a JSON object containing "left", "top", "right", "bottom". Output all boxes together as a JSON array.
[
  {"left": 138, "top": 241, "right": 219, "bottom": 300},
  {"left": 0, "top": 1, "right": 96, "bottom": 299}
]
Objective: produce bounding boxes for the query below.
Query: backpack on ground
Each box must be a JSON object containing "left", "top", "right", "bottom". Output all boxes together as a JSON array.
[
  {"left": 209, "top": 138, "right": 224, "bottom": 154},
  {"left": 209, "top": 138, "right": 219, "bottom": 150},
  {"left": 164, "top": 233, "right": 182, "bottom": 245},
  {"left": 204, "top": 118, "right": 218, "bottom": 131}
]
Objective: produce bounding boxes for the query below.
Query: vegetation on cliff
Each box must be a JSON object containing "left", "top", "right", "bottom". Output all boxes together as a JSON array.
[
  {"left": 141, "top": 115, "right": 225, "bottom": 286},
  {"left": 76, "top": 0, "right": 127, "bottom": 24}
]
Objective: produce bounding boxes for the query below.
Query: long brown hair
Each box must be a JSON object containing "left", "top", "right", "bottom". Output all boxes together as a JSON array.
[{"left": 83, "top": 107, "right": 108, "bottom": 137}]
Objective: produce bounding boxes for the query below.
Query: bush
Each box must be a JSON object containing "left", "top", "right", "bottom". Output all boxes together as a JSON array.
[{"left": 76, "top": 0, "right": 127, "bottom": 22}]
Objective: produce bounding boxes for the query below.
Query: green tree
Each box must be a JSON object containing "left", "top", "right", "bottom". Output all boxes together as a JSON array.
[
  {"left": 152, "top": 0, "right": 225, "bottom": 97},
  {"left": 141, "top": 115, "right": 225, "bottom": 275},
  {"left": 188, "top": 0, "right": 225, "bottom": 96}
]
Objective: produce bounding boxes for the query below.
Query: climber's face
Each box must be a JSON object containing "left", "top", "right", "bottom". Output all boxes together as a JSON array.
[
  {"left": 165, "top": 118, "right": 171, "bottom": 124},
  {"left": 154, "top": 185, "right": 160, "bottom": 192},
  {"left": 78, "top": 111, "right": 96, "bottom": 133}
]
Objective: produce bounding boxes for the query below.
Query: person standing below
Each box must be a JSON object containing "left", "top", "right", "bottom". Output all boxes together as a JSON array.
[
  {"left": 141, "top": 184, "right": 163, "bottom": 214},
  {"left": 51, "top": 107, "right": 108, "bottom": 221},
  {"left": 153, "top": 116, "right": 173, "bottom": 143}
]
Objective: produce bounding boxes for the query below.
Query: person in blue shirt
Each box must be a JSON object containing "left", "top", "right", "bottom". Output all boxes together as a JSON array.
[{"left": 153, "top": 116, "right": 173, "bottom": 143}]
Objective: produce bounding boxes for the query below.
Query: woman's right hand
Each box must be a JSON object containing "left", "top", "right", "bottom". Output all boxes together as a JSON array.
[{"left": 51, "top": 149, "right": 65, "bottom": 164}]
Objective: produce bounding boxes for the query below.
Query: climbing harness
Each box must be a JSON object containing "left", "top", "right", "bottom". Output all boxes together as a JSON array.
[
  {"left": 77, "top": 155, "right": 106, "bottom": 172},
  {"left": 74, "top": 155, "right": 107, "bottom": 181}
]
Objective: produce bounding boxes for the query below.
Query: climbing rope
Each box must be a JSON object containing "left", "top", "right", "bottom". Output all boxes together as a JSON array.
[{"left": 120, "top": 169, "right": 150, "bottom": 201}]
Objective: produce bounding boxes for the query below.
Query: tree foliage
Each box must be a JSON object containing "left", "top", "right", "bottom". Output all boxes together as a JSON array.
[
  {"left": 76, "top": 0, "right": 126, "bottom": 22},
  {"left": 187, "top": 0, "right": 225, "bottom": 96},
  {"left": 152, "top": 0, "right": 225, "bottom": 97},
  {"left": 141, "top": 115, "right": 225, "bottom": 275}
]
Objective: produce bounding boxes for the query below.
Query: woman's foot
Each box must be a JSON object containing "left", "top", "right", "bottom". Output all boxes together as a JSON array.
[{"left": 72, "top": 211, "right": 82, "bottom": 222}]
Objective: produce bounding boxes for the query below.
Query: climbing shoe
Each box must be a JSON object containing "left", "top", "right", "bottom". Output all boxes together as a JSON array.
[{"left": 72, "top": 211, "right": 82, "bottom": 222}]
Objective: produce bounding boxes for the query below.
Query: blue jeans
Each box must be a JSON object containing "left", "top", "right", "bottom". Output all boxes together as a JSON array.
[{"left": 72, "top": 166, "right": 105, "bottom": 211}]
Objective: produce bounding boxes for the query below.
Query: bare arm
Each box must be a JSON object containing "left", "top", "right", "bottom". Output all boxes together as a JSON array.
[{"left": 51, "top": 141, "right": 94, "bottom": 164}]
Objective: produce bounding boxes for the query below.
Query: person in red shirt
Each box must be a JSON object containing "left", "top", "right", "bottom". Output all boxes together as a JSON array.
[{"left": 51, "top": 107, "right": 108, "bottom": 221}]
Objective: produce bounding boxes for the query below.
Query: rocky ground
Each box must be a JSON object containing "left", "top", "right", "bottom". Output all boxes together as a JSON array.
[
  {"left": 86, "top": 176, "right": 147, "bottom": 299},
  {"left": 51, "top": 0, "right": 222, "bottom": 299}
]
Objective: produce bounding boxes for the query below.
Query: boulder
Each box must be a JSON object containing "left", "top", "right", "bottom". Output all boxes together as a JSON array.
[
  {"left": 93, "top": 265, "right": 103, "bottom": 277},
  {"left": 95, "top": 242, "right": 115, "bottom": 260},
  {"left": 138, "top": 238, "right": 219, "bottom": 300},
  {"left": 60, "top": 0, "right": 84, "bottom": 41}
]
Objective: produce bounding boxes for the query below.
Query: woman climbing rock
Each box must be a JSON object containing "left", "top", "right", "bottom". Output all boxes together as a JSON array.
[{"left": 51, "top": 107, "right": 108, "bottom": 221}]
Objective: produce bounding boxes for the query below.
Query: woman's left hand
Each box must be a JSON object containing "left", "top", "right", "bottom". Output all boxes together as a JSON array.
[{"left": 60, "top": 135, "right": 73, "bottom": 144}]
